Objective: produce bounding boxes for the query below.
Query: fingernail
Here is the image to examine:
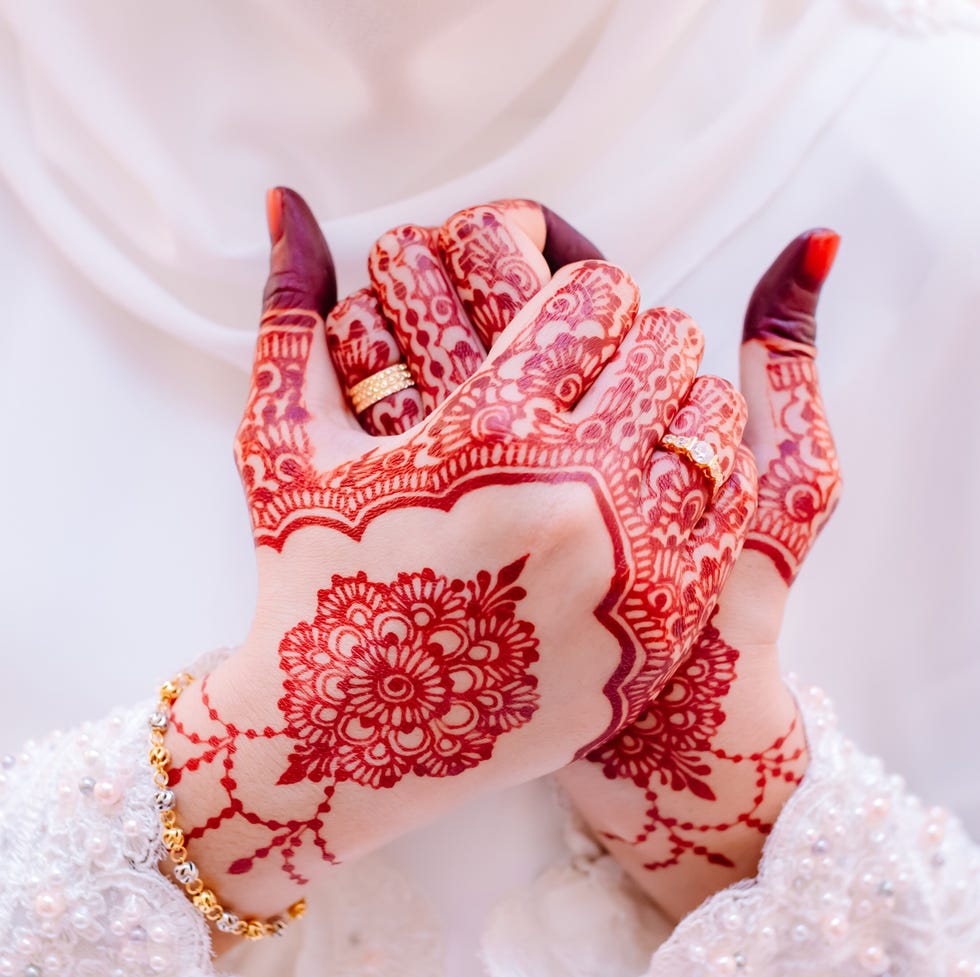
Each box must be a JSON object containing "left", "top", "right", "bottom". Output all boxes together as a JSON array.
[
  {"left": 266, "top": 187, "right": 284, "bottom": 244},
  {"left": 262, "top": 187, "right": 338, "bottom": 316},
  {"left": 742, "top": 228, "right": 839, "bottom": 348},
  {"left": 540, "top": 205, "right": 605, "bottom": 273},
  {"left": 802, "top": 230, "right": 840, "bottom": 287}
]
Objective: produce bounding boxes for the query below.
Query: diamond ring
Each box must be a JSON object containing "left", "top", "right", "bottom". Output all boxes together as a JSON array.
[{"left": 661, "top": 434, "right": 724, "bottom": 495}]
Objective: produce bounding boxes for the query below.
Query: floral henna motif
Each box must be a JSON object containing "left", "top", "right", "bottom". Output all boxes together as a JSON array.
[
  {"left": 277, "top": 557, "right": 539, "bottom": 789},
  {"left": 744, "top": 357, "right": 841, "bottom": 583},
  {"left": 236, "top": 267, "right": 725, "bottom": 746},
  {"left": 169, "top": 558, "right": 538, "bottom": 882},
  {"left": 588, "top": 619, "right": 805, "bottom": 871}
]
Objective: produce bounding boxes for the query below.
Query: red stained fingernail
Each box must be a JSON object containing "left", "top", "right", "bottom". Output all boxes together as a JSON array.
[
  {"left": 802, "top": 230, "right": 840, "bottom": 286},
  {"left": 266, "top": 187, "right": 284, "bottom": 244}
]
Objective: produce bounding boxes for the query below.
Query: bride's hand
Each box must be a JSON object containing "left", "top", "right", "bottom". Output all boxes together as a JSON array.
[
  {"left": 163, "top": 190, "right": 755, "bottom": 920},
  {"left": 559, "top": 230, "right": 842, "bottom": 921}
]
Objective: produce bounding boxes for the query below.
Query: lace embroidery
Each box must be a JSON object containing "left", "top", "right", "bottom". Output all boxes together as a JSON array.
[{"left": 484, "top": 681, "right": 980, "bottom": 977}]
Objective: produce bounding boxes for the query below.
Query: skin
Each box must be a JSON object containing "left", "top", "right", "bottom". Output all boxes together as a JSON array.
[
  {"left": 328, "top": 201, "right": 843, "bottom": 921},
  {"left": 163, "top": 189, "right": 756, "bottom": 934}
]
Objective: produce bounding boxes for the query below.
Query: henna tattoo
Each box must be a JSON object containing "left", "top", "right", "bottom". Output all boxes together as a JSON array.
[
  {"left": 325, "top": 288, "right": 423, "bottom": 436},
  {"left": 438, "top": 204, "right": 548, "bottom": 348},
  {"left": 278, "top": 557, "right": 539, "bottom": 789},
  {"left": 744, "top": 357, "right": 841, "bottom": 582},
  {"left": 236, "top": 267, "right": 734, "bottom": 745},
  {"left": 369, "top": 224, "right": 485, "bottom": 411},
  {"left": 170, "top": 558, "right": 538, "bottom": 882},
  {"left": 588, "top": 620, "right": 805, "bottom": 871},
  {"left": 168, "top": 677, "right": 335, "bottom": 885}
]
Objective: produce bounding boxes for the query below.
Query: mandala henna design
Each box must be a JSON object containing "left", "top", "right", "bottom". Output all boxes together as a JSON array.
[
  {"left": 588, "top": 619, "right": 805, "bottom": 871},
  {"left": 277, "top": 557, "right": 539, "bottom": 789},
  {"left": 236, "top": 265, "right": 733, "bottom": 745},
  {"left": 169, "top": 558, "right": 539, "bottom": 882},
  {"left": 744, "top": 357, "right": 841, "bottom": 583}
]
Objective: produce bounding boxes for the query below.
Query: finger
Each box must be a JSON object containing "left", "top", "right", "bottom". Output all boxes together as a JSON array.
[
  {"left": 256, "top": 187, "right": 347, "bottom": 421},
  {"left": 467, "top": 260, "right": 640, "bottom": 419},
  {"left": 740, "top": 229, "right": 842, "bottom": 583},
  {"left": 640, "top": 376, "right": 748, "bottom": 539},
  {"left": 438, "top": 202, "right": 550, "bottom": 348},
  {"left": 742, "top": 228, "right": 839, "bottom": 352},
  {"left": 325, "top": 288, "right": 425, "bottom": 436},
  {"left": 572, "top": 306, "right": 704, "bottom": 469},
  {"left": 682, "top": 445, "right": 759, "bottom": 637},
  {"left": 369, "top": 224, "right": 485, "bottom": 414}
]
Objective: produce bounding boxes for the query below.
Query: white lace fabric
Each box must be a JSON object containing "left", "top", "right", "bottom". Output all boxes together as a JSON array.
[
  {"left": 0, "top": 701, "right": 216, "bottom": 977},
  {"left": 1, "top": 682, "right": 978, "bottom": 977}
]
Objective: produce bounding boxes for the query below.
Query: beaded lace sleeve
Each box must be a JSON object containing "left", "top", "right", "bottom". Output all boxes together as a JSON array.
[
  {"left": 0, "top": 700, "right": 221, "bottom": 977},
  {"left": 483, "top": 683, "right": 980, "bottom": 977}
]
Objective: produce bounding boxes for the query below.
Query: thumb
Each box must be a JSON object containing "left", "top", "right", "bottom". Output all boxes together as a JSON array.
[
  {"left": 742, "top": 229, "right": 839, "bottom": 351},
  {"left": 740, "top": 229, "right": 843, "bottom": 585},
  {"left": 262, "top": 186, "right": 337, "bottom": 317}
]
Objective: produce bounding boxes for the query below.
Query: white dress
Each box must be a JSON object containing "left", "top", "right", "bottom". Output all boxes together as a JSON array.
[
  {"left": 1, "top": 1, "right": 979, "bottom": 974},
  {"left": 2, "top": 675, "right": 978, "bottom": 976}
]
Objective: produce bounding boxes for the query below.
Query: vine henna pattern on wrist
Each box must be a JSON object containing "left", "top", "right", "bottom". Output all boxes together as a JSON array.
[
  {"left": 587, "top": 619, "right": 805, "bottom": 871},
  {"left": 235, "top": 263, "right": 739, "bottom": 744},
  {"left": 743, "top": 356, "right": 840, "bottom": 583},
  {"left": 170, "top": 558, "right": 539, "bottom": 882}
]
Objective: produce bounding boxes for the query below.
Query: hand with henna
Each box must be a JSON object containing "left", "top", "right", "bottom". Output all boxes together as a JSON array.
[
  {"left": 163, "top": 189, "right": 756, "bottom": 926},
  {"left": 558, "top": 230, "right": 843, "bottom": 921}
]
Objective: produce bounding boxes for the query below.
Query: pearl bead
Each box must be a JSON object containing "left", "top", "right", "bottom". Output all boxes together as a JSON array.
[
  {"left": 759, "top": 925, "right": 776, "bottom": 941},
  {"left": 83, "top": 749, "right": 101, "bottom": 766},
  {"left": 859, "top": 944, "right": 890, "bottom": 974},
  {"left": 43, "top": 951, "right": 64, "bottom": 970},
  {"left": 821, "top": 914, "right": 848, "bottom": 941},
  {"left": 34, "top": 890, "right": 64, "bottom": 918},
  {"left": 78, "top": 776, "right": 96, "bottom": 795},
  {"left": 950, "top": 961, "right": 974, "bottom": 977},
  {"left": 147, "top": 921, "right": 170, "bottom": 943},
  {"left": 712, "top": 954, "right": 737, "bottom": 974},
  {"left": 0, "top": 958, "right": 13, "bottom": 977},
  {"left": 86, "top": 835, "right": 107, "bottom": 856},
  {"left": 110, "top": 918, "right": 127, "bottom": 936},
  {"left": 0, "top": 756, "right": 14, "bottom": 769},
  {"left": 867, "top": 796, "right": 889, "bottom": 821},
  {"left": 23, "top": 966, "right": 41, "bottom": 977},
  {"left": 689, "top": 945, "right": 706, "bottom": 963},
  {"left": 94, "top": 781, "right": 120, "bottom": 806},
  {"left": 149, "top": 954, "right": 170, "bottom": 973},
  {"left": 722, "top": 912, "right": 741, "bottom": 932},
  {"left": 811, "top": 837, "right": 829, "bottom": 855},
  {"left": 855, "top": 898, "right": 874, "bottom": 918},
  {"left": 123, "top": 818, "right": 142, "bottom": 837},
  {"left": 129, "top": 925, "right": 147, "bottom": 943},
  {"left": 792, "top": 923, "right": 809, "bottom": 942},
  {"left": 924, "top": 821, "right": 945, "bottom": 846}
]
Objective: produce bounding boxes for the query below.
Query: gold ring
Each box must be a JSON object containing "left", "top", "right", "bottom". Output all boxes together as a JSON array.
[
  {"left": 347, "top": 363, "right": 416, "bottom": 414},
  {"left": 661, "top": 434, "right": 724, "bottom": 495}
]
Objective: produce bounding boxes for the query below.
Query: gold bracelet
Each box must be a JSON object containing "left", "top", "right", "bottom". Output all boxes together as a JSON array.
[{"left": 149, "top": 672, "right": 306, "bottom": 939}]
